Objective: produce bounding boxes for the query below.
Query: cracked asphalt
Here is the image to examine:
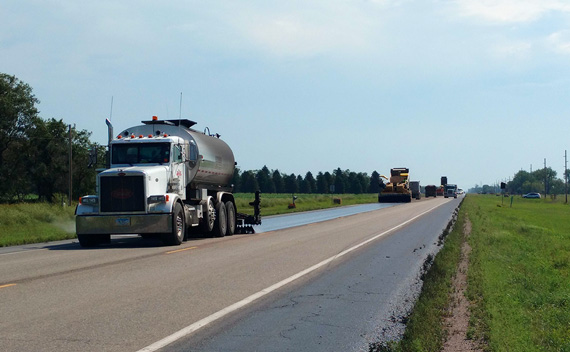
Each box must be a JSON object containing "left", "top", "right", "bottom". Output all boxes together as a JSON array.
[{"left": 165, "top": 199, "right": 460, "bottom": 352}]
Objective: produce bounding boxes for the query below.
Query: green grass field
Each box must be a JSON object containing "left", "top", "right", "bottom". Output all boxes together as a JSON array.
[
  {"left": 235, "top": 193, "right": 377, "bottom": 216},
  {"left": 0, "top": 193, "right": 377, "bottom": 247},
  {"left": 467, "top": 195, "right": 570, "bottom": 351},
  {"left": 391, "top": 194, "right": 570, "bottom": 352},
  {"left": 0, "top": 202, "right": 77, "bottom": 247}
]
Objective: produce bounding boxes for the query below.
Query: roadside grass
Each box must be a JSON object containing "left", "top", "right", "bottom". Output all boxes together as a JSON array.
[
  {"left": 235, "top": 193, "right": 377, "bottom": 216},
  {"left": 466, "top": 194, "right": 570, "bottom": 351},
  {"left": 0, "top": 202, "right": 77, "bottom": 247},
  {"left": 387, "top": 194, "right": 570, "bottom": 351},
  {"left": 0, "top": 193, "right": 377, "bottom": 247}
]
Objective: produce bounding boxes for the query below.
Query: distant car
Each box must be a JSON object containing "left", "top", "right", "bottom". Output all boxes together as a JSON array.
[{"left": 523, "top": 192, "right": 541, "bottom": 199}]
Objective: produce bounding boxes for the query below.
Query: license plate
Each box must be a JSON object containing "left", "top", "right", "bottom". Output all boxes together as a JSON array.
[{"left": 115, "top": 218, "right": 131, "bottom": 226}]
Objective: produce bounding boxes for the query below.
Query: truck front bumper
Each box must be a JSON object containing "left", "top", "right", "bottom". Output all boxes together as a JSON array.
[{"left": 76, "top": 214, "right": 172, "bottom": 235}]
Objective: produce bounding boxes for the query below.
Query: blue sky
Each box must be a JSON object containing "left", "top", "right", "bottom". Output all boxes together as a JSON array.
[{"left": 2, "top": 0, "right": 570, "bottom": 190}]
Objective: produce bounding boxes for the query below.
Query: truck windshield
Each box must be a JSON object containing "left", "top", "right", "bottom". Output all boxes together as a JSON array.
[{"left": 112, "top": 143, "right": 171, "bottom": 164}]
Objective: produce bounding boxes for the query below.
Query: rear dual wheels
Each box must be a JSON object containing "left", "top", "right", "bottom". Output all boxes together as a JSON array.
[
  {"left": 213, "top": 202, "right": 227, "bottom": 237},
  {"left": 225, "top": 201, "right": 236, "bottom": 236},
  {"left": 213, "top": 201, "right": 237, "bottom": 237}
]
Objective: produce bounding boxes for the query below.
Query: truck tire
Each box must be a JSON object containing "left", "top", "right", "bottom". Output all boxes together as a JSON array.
[
  {"left": 225, "top": 201, "right": 236, "bottom": 236},
  {"left": 163, "top": 203, "right": 185, "bottom": 245},
  {"left": 213, "top": 201, "right": 227, "bottom": 237},
  {"left": 201, "top": 198, "right": 215, "bottom": 234}
]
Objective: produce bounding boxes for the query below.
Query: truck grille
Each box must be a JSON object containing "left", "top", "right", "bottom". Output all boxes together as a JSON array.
[{"left": 100, "top": 175, "right": 145, "bottom": 212}]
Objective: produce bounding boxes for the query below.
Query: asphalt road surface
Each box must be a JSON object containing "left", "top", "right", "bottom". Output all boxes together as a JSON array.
[{"left": 0, "top": 197, "right": 460, "bottom": 352}]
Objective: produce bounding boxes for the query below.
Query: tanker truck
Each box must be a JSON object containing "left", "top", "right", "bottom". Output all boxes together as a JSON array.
[{"left": 75, "top": 117, "right": 261, "bottom": 247}]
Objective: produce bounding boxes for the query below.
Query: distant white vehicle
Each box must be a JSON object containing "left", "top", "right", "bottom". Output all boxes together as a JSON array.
[
  {"left": 457, "top": 188, "right": 465, "bottom": 195},
  {"left": 522, "top": 192, "right": 541, "bottom": 199}
]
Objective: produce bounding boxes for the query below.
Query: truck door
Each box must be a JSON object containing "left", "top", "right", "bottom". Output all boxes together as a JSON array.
[{"left": 171, "top": 144, "right": 186, "bottom": 198}]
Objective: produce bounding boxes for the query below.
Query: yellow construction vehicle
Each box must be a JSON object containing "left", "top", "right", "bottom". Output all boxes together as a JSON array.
[{"left": 378, "top": 167, "right": 412, "bottom": 203}]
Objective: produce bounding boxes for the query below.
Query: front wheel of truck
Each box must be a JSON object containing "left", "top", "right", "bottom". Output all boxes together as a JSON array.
[{"left": 163, "top": 203, "right": 185, "bottom": 246}]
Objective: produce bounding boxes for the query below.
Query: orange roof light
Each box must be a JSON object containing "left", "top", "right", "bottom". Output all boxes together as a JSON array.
[
  {"left": 139, "top": 135, "right": 144, "bottom": 138},
  {"left": 117, "top": 135, "right": 122, "bottom": 139},
  {"left": 148, "top": 134, "right": 152, "bottom": 138},
  {"left": 130, "top": 134, "right": 135, "bottom": 139},
  {"left": 163, "top": 133, "right": 168, "bottom": 137},
  {"left": 152, "top": 116, "right": 158, "bottom": 121}
]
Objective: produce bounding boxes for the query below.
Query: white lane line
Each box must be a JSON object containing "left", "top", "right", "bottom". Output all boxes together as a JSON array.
[
  {"left": 0, "top": 248, "right": 48, "bottom": 256},
  {"left": 137, "top": 201, "right": 449, "bottom": 352}
]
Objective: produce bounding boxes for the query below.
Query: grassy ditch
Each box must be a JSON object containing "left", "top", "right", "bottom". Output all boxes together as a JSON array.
[
  {"left": 466, "top": 195, "right": 570, "bottom": 351},
  {"left": 384, "top": 194, "right": 570, "bottom": 351},
  {"left": 0, "top": 202, "right": 77, "bottom": 247},
  {"left": 0, "top": 193, "right": 377, "bottom": 247}
]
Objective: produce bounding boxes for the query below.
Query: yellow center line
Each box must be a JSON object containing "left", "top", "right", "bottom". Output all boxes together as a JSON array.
[
  {"left": 166, "top": 246, "right": 198, "bottom": 254},
  {"left": 0, "top": 284, "right": 16, "bottom": 289}
]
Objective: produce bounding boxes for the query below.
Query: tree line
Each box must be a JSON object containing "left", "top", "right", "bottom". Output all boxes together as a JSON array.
[
  {"left": 469, "top": 167, "right": 570, "bottom": 196},
  {"left": 232, "top": 166, "right": 382, "bottom": 194},
  {"left": 0, "top": 73, "right": 103, "bottom": 203}
]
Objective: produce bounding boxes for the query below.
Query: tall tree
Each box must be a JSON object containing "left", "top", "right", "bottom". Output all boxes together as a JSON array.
[
  {"left": 241, "top": 171, "right": 259, "bottom": 193},
  {"left": 369, "top": 171, "right": 381, "bottom": 193},
  {"left": 232, "top": 168, "right": 241, "bottom": 192},
  {"left": 272, "top": 169, "right": 284, "bottom": 193},
  {"left": 334, "top": 168, "right": 346, "bottom": 194},
  {"left": 0, "top": 73, "right": 40, "bottom": 201},
  {"left": 304, "top": 171, "right": 316, "bottom": 194},
  {"left": 256, "top": 165, "right": 275, "bottom": 193},
  {"left": 26, "top": 118, "right": 71, "bottom": 202},
  {"left": 324, "top": 172, "right": 334, "bottom": 193},
  {"left": 316, "top": 172, "right": 328, "bottom": 194},
  {"left": 284, "top": 173, "right": 298, "bottom": 194}
]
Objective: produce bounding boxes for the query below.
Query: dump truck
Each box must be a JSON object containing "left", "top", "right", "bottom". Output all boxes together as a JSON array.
[
  {"left": 378, "top": 168, "right": 412, "bottom": 203},
  {"left": 425, "top": 185, "right": 437, "bottom": 197},
  {"left": 436, "top": 186, "right": 444, "bottom": 196},
  {"left": 75, "top": 117, "right": 261, "bottom": 247},
  {"left": 410, "top": 181, "right": 421, "bottom": 200}
]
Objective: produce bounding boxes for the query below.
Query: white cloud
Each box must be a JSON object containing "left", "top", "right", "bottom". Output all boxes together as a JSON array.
[
  {"left": 226, "top": 2, "right": 388, "bottom": 59},
  {"left": 547, "top": 30, "right": 570, "bottom": 54},
  {"left": 454, "top": 0, "right": 570, "bottom": 23},
  {"left": 492, "top": 41, "right": 532, "bottom": 59}
]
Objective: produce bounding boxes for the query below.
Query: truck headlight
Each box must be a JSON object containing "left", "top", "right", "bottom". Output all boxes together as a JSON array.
[
  {"left": 80, "top": 196, "right": 99, "bottom": 205},
  {"left": 148, "top": 195, "right": 169, "bottom": 204}
]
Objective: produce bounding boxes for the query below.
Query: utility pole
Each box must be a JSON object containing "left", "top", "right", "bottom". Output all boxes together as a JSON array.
[
  {"left": 69, "top": 124, "right": 73, "bottom": 206},
  {"left": 544, "top": 158, "right": 548, "bottom": 198},
  {"left": 564, "top": 150, "right": 568, "bottom": 204}
]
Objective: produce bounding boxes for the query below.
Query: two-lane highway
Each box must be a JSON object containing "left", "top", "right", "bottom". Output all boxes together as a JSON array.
[{"left": 0, "top": 197, "right": 460, "bottom": 352}]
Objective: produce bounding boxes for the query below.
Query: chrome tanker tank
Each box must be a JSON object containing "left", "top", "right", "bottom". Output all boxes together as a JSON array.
[{"left": 115, "top": 118, "right": 235, "bottom": 189}]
